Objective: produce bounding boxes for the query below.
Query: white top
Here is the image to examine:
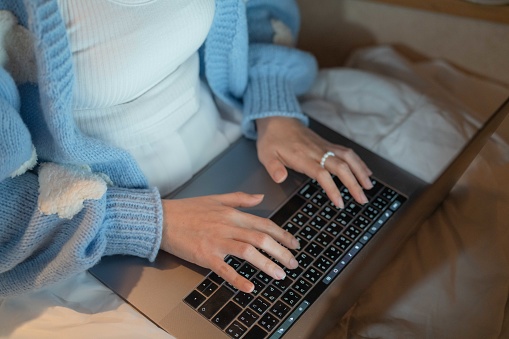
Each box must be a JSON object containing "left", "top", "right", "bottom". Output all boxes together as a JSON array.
[{"left": 58, "top": 0, "right": 241, "bottom": 195}]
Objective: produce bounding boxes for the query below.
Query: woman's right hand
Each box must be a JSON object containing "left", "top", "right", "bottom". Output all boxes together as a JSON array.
[{"left": 160, "top": 192, "right": 300, "bottom": 293}]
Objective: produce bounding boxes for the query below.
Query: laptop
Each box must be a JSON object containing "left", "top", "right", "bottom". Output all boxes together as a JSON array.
[{"left": 89, "top": 97, "right": 509, "bottom": 339}]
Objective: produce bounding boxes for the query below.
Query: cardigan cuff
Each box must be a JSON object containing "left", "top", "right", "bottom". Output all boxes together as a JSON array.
[
  {"left": 242, "top": 72, "right": 309, "bottom": 139},
  {"left": 102, "top": 187, "right": 163, "bottom": 261}
]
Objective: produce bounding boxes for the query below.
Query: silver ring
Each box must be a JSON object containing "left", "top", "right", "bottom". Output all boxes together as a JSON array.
[{"left": 320, "top": 151, "right": 335, "bottom": 168}]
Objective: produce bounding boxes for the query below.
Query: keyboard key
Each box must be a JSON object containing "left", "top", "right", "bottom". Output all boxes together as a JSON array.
[
  {"left": 291, "top": 212, "right": 309, "bottom": 227},
  {"left": 274, "top": 275, "right": 294, "bottom": 290},
  {"left": 344, "top": 226, "right": 362, "bottom": 241},
  {"left": 369, "top": 210, "right": 393, "bottom": 234},
  {"left": 211, "top": 301, "right": 242, "bottom": 330},
  {"left": 324, "top": 245, "right": 342, "bottom": 261},
  {"left": 234, "top": 291, "right": 253, "bottom": 307},
  {"left": 282, "top": 289, "right": 301, "bottom": 306},
  {"left": 335, "top": 236, "right": 352, "bottom": 251},
  {"left": 184, "top": 290, "right": 206, "bottom": 309},
  {"left": 344, "top": 202, "right": 362, "bottom": 216},
  {"left": 381, "top": 187, "right": 397, "bottom": 201},
  {"left": 359, "top": 231, "right": 372, "bottom": 244},
  {"left": 271, "top": 300, "right": 291, "bottom": 319},
  {"left": 302, "top": 203, "right": 319, "bottom": 217},
  {"left": 256, "top": 271, "right": 273, "bottom": 285},
  {"left": 365, "top": 178, "right": 384, "bottom": 198},
  {"left": 225, "top": 321, "right": 247, "bottom": 338},
  {"left": 198, "top": 286, "right": 235, "bottom": 319},
  {"left": 353, "top": 215, "right": 371, "bottom": 229},
  {"left": 335, "top": 211, "right": 353, "bottom": 226},
  {"left": 372, "top": 196, "right": 389, "bottom": 209},
  {"left": 390, "top": 195, "right": 406, "bottom": 211},
  {"left": 238, "top": 308, "right": 259, "bottom": 327},
  {"left": 284, "top": 265, "right": 303, "bottom": 280},
  {"left": 251, "top": 278, "right": 265, "bottom": 296},
  {"left": 271, "top": 195, "right": 306, "bottom": 226},
  {"left": 320, "top": 205, "right": 337, "bottom": 220},
  {"left": 363, "top": 205, "right": 381, "bottom": 219},
  {"left": 305, "top": 242, "right": 324, "bottom": 257},
  {"left": 299, "top": 226, "right": 318, "bottom": 241},
  {"left": 292, "top": 278, "right": 312, "bottom": 295},
  {"left": 309, "top": 215, "right": 327, "bottom": 230},
  {"left": 243, "top": 325, "right": 268, "bottom": 339},
  {"left": 259, "top": 312, "right": 279, "bottom": 332},
  {"left": 282, "top": 222, "right": 300, "bottom": 235},
  {"left": 311, "top": 192, "right": 328, "bottom": 207},
  {"left": 197, "top": 279, "right": 218, "bottom": 297},
  {"left": 262, "top": 285, "right": 281, "bottom": 303},
  {"left": 303, "top": 267, "right": 322, "bottom": 284},
  {"left": 340, "top": 186, "right": 353, "bottom": 202},
  {"left": 314, "top": 256, "right": 333, "bottom": 272},
  {"left": 250, "top": 297, "right": 271, "bottom": 315},
  {"left": 315, "top": 232, "right": 334, "bottom": 247},
  {"left": 299, "top": 182, "right": 318, "bottom": 199},
  {"left": 325, "top": 221, "right": 343, "bottom": 237},
  {"left": 237, "top": 263, "right": 257, "bottom": 280},
  {"left": 197, "top": 279, "right": 211, "bottom": 293},
  {"left": 296, "top": 252, "right": 314, "bottom": 268}
]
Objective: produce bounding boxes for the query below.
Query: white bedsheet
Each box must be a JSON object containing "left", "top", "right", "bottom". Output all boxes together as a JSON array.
[{"left": 1, "top": 46, "right": 508, "bottom": 339}]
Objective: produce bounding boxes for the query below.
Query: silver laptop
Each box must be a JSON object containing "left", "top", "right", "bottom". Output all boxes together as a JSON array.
[{"left": 90, "top": 97, "right": 509, "bottom": 339}]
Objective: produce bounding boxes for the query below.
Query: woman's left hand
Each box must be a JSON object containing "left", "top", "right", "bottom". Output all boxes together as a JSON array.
[{"left": 256, "top": 117, "right": 373, "bottom": 208}]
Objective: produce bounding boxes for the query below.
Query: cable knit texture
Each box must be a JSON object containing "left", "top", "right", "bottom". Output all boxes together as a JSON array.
[{"left": 0, "top": 0, "right": 317, "bottom": 297}]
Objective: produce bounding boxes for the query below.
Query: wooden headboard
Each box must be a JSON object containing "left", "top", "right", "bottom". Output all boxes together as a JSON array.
[{"left": 363, "top": 0, "right": 509, "bottom": 25}]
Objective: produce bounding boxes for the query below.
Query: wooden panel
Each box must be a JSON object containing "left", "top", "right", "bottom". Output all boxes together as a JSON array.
[{"left": 361, "top": 0, "right": 509, "bottom": 25}]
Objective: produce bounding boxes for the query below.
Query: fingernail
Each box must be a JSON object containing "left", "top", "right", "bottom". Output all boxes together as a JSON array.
[
  {"left": 361, "top": 194, "right": 369, "bottom": 204},
  {"left": 292, "top": 238, "right": 300, "bottom": 249},
  {"left": 290, "top": 258, "right": 298, "bottom": 269},
  {"left": 275, "top": 267, "right": 286, "bottom": 280},
  {"left": 274, "top": 170, "right": 287, "bottom": 183},
  {"left": 365, "top": 179, "right": 373, "bottom": 189},
  {"left": 246, "top": 282, "right": 255, "bottom": 293},
  {"left": 336, "top": 199, "right": 345, "bottom": 209}
]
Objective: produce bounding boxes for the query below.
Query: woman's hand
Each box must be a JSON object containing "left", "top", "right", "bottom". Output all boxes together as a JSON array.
[
  {"left": 160, "top": 192, "right": 299, "bottom": 293},
  {"left": 256, "top": 117, "right": 373, "bottom": 208}
]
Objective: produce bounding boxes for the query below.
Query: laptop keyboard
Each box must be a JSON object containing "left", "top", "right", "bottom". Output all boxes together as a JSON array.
[{"left": 184, "top": 177, "right": 406, "bottom": 338}]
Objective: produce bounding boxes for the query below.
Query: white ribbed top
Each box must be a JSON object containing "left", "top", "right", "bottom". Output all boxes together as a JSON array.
[{"left": 58, "top": 0, "right": 242, "bottom": 195}]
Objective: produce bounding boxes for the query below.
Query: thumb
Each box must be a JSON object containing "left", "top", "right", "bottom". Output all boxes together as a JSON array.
[
  {"left": 261, "top": 157, "right": 288, "bottom": 184},
  {"left": 215, "top": 192, "right": 265, "bottom": 208}
]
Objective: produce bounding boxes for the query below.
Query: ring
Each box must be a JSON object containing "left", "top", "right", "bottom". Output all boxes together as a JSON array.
[{"left": 320, "top": 151, "right": 335, "bottom": 168}]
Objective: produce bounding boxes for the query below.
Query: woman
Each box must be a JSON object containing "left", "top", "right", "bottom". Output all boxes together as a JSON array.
[{"left": 0, "top": 0, "right": 372, "bottom": 297}]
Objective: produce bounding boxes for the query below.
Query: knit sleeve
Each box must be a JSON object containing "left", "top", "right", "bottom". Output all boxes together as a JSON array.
[
  {"left": 0, "top": 173, "right": 163, "bottom": 297},
  {"left": 0, "top": 68, "right": 35, "bottom": 181},
  {"left": 0, "top": 67, "right": 163, "bottom": 298},
  {"left": 242, "top": 0, "right": 318, "bottom": 139}
]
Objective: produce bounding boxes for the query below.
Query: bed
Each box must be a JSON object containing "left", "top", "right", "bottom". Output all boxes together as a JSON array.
[{"left": 0, "top": 43, "right": 507, "bottom": 339}]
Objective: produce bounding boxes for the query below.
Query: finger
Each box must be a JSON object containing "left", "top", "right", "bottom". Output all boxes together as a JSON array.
[
  {"left": 310, "top": 165, "right": 344, "bottom": 209},
  {"left": 259, "top": 155, "right": 289, "bottom": 184},
  {"left": 325, "top": 156, "right": 368, "bottom": 204},
  {"left": 333, "top": 146, "right": 373, "bottom": 189},
  {"left": 232, "top": 213, "right": 300, "bottom": 251},
  {"left": 209, "top": 257, "right": 254, "bottom": 293},
  {"left": 213, "top": 192, "right": 264, "bottom": 208},
  {"left": 230, "top": 227, "right": 299, "bottom": 272},
  {"left": 224, "top": 238, "right": 292, "bottom": 281}
]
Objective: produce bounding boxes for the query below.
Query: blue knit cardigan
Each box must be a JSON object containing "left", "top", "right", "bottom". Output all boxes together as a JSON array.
[{"left": 0, "top": 0, "right": 317, "bottom": 297}]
